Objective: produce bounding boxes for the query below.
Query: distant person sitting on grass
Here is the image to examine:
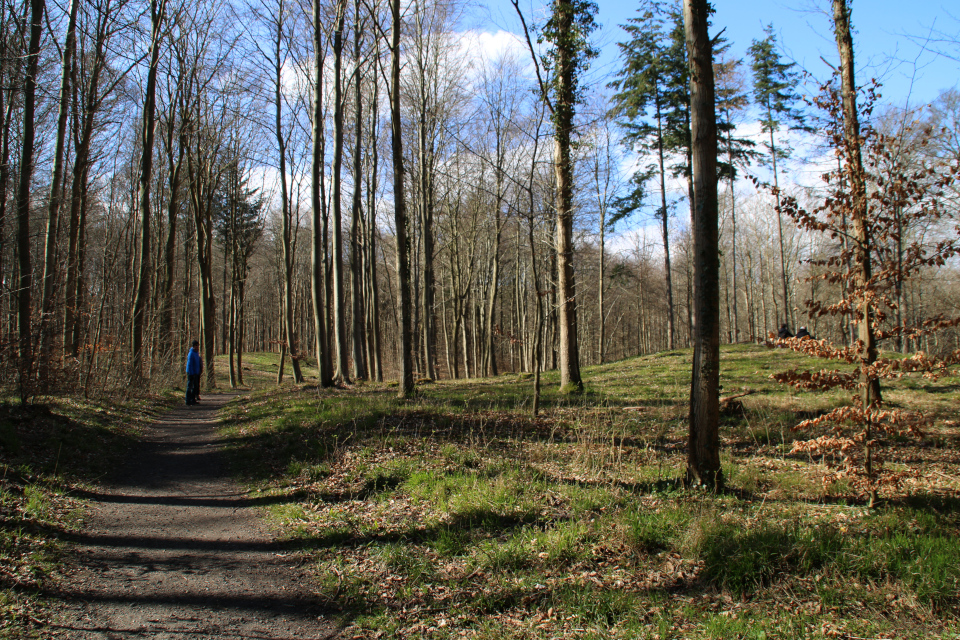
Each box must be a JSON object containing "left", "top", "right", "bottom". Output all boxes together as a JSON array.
[
  {"left": 796, "top": 326, "right": 813, "bottom": 340},
  {"left": 777, "top": 323, "right": 793, "bottom": 339},
  {"left": 186, "top": 341, "right": 203, "bottom": 405}
]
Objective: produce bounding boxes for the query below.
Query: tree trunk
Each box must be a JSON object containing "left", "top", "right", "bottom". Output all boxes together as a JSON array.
[
  {"left": 14, "top": 0, "right": 45, "bottom": 399},
  {"left": 331, "top": 0, "right": 349, "bottom": 383},
  {"left": 654, "top": 91, "right": 676, "bottom": 351},
  {"left": 390, "top": 0, "right": 414, "bottom": 396},
  {"left": 158, "top": 109, "right": 186, "bottom": 361},
  {"left": 832, "top": 0, "right": 881, "bottom": 504},
  {"left": 768, "top": 126, "right": 791, "bottom": 329},
  {"left": 39, "top": 0, "right": 80, "bottom": 366},
  {"left": 131, "top": 0, "right": 165, "bottom": 382},
  {"left": 552, "top": 2, "right": 582, "bottom": 393},
  {"left": 310, "top": 0, "right": 331, "bottom": 386},
  {"left": 350, "top": 0, "right": 367, "bottom": 381},
  {"left": 366, "top": 64, "right": 383, "bottom": 381},
  {"left": 64, "top": 33, "right": 106, "bottom": 359},
  {"left": 274, "top": 0, "right": 302, "bottom": 384},
  {"left": 684, "top": 0, "right": 722, "bottom": 489}
]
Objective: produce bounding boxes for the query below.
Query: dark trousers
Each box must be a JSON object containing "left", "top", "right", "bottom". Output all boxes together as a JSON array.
[{"left": 186, "top": 374, "right": 201, "bottom": 404}]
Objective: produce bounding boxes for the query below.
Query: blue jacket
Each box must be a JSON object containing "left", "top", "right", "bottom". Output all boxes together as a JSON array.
[{"left": 186, "top": 347, "right": 202, "bottom": 375}]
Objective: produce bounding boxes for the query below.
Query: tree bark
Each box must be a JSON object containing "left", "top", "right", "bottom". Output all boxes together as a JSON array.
[
  {"left": 310, "top": 0, "right": 331, "bottom": 386},
  {"left": 331, "top": 0, "right": 349, "bottom": 383},
  {"left": 390, "top": 0, "right": 414, "bottom": 396},
  {"left": 14, "top": 0, "right": 45, "bottom": 399},
  {"left": 552, "top": 1, "right": 582, "bottom": 393},
  {"left": 39, "top": 0, "right": 80, "bottom": 365},
  {"left": 274, "top": 0, "right": 302, "bottom": 384},
  {"left": 684, "top": 0, "right": 722, "bottom": 488},
  {"left": 131, "top": 0, "right": 165, "bottom": 382},
  {"left": 350, "top": 0, "right": 368, "bottom": 381}
]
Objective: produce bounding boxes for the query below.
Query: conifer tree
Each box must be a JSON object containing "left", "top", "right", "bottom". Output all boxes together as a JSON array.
[
  {"left": 714, "top": 53, "right": 758, "bottom": 342},
  {"left": 749, "top": 24, "right": 807, "bottom": 330},
  {"left": 610, "top": 0, "right": 689, "bottom": 350}
]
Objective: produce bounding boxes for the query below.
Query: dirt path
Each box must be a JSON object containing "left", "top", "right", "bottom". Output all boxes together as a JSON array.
[{"left": 51, "top": 393, "right": 338, "bottom": 640}]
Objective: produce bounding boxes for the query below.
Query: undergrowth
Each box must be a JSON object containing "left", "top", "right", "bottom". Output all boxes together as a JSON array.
[{"left": 218, "top": 345, "right": 960, "bottom": 639}]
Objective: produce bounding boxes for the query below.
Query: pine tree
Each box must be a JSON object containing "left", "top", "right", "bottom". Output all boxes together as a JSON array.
[
  {"left": 714, "top": 52, "right": 759, "bottom": 342},
  {"left": 610, "top": 0, "right": 689, "bottom": 350},
  {"left": 214, "top": 163, "right": 265, "bottom": 388},
  {"left": 749, "top": 24, "right": 808, "bottom": 331}
]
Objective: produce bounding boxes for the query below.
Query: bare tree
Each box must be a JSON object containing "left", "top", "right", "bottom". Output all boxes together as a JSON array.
[
  {"left": 389, "top": 0, "right": 414, "bottom": 395},
  {"left": 131, "top": 0, "right": 167, "bottom": 381},
  {"left": 310, "top": 0, "right": 332, "bottom": 386},
  {"left": 512, "top": 0, "right": 596, "bottom": 393},
  {"left": 38, "top": 0, "right": 80, "bottom": 367}
]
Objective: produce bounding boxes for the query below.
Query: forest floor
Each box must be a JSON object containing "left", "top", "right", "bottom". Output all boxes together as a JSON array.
[{"left": 2, "top": 343, "right": 960, "bottom": 639}]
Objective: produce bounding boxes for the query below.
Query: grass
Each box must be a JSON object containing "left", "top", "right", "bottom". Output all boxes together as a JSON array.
[
  {"left": 216, "top": 344, "right": 960, "bottom": 639},
  {"left": 0, "top": 393, "right": 175, "bottom": 638}
]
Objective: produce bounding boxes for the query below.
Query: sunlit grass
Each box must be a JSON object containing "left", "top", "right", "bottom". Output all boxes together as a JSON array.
[{"left": 218, "top": 344, "right": 960, "bottom": 639}]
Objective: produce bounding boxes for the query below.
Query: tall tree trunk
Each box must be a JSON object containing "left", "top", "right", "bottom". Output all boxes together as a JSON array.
[
  {"left": 366, "top": 63, "right": 383, "bottom": 381},
  {"left": 684, "top": 0, "right": 722, "bottom": 488},
  {"left": 0, "top": 87, "right": 11, "bottom": 357},
  {"left": 64, "top": 29, "right": 106, "bottom": 359},
  {"left": 350, "top": 0, "right": 367, "bottom": 381},
  {"left": 832, "top": 0, "right": 881, "bottom": 504},
  {"left": 131, "top": 0, "right": 165, "bottom": 382},
  {"left": 158, "top": 112, "right": 185, "bottom": 361},
  {"left": 0, "top": 8, "right": 12, "bottom": 356},
  {"left": 418, "top": 72, "right": 437, "bottom": 380},
  {"left": 39, "top": 0, "right": 80, "bottom": 366},
  {"left": 390, "top": 0, "right": 414, "bottom": 396},
  {"left": 331, "top": 0, "right": 349, "bottom": 382},
  {"left": 767, "top": 126, "right": 791, "bottom": 329},
  {"left": 310, "top": 0, "right": 331, "bottom": 386},
  {"left": 274, "top": 0, "right": 302, "bottom": 384},
  {"left": 725, "top": 126, "right": 740, "bottom": 342},
  {"left": 15, "top": 0, "right": 45, "bottom": 399},
  {"left": 654, "top": 92, "right": 676, "bottom": 351},
  {"left": 552, "top": 2, "right": 582, "bottom": 393},
  {"left": 598, "top": 207, "right": 605, "bottom": 364}
]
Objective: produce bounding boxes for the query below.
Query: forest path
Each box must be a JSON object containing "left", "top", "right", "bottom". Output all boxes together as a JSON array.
[{"left": 51, "top": 393, "right": 338, "bottom": 639}]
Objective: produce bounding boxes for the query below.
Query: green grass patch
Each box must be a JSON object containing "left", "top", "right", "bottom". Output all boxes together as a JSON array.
[{"left": 217, "top": 346, "right": 960, "bottom": 639}]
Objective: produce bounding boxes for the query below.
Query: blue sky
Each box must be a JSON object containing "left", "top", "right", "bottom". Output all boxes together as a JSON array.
[
  {"left": 475, "top": 0, "right": 959, "bottom": 245},
  {"left": 488, "top": 0, "right": 959, "bottom": 107}
]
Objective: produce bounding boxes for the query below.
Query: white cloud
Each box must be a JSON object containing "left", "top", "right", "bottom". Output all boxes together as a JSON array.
[{"left": 452, "top": 29, "right": 533, "bottom": 78}]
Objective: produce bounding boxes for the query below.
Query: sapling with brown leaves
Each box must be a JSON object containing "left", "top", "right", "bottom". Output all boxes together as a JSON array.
[{"left": 772, "top": 78, "right": 960, "bottom": 506}]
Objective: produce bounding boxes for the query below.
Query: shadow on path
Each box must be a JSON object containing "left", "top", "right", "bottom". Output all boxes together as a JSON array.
[{"left": 52, "top": 393, "right": 341, "bottom": 640}]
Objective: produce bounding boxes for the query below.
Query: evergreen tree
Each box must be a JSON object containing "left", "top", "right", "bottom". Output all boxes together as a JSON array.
[
  {"left": 714, "top": 52, "right": 758, "bottom": 342},
  {"left": 214, "top": 164, "right": 265, "bottom": 388},
  {"left": 610, "top": 0, "right": 689, "bottom": 349},
  {"left": 749, "top": 24, "right": 808, "bottom": 330}
]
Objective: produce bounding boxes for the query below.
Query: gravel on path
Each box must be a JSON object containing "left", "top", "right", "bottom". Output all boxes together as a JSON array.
[{"left": 51, "top": 393, "right": 339, "bottom": 640}]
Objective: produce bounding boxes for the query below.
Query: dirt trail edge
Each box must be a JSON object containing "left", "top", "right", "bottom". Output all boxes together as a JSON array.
[{"left": 51, "top": 393, "right": 339, "bottom": 640}]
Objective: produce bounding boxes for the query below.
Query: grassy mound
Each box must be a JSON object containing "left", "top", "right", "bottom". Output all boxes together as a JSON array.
[{"left": 218, "top": 345, "right": 960, "bottom": 639}]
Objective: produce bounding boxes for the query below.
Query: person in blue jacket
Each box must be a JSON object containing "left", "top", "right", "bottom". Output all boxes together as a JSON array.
[{"left": 185, "top": 341, "right": 203, "bottom": 405}]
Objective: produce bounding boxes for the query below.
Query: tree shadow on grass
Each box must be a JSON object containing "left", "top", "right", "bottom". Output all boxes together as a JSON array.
[{"left": 0, "top": 401, "right": 143, "bottom": 484}]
